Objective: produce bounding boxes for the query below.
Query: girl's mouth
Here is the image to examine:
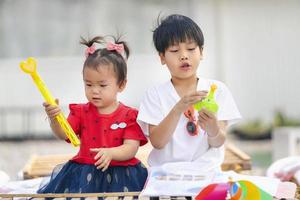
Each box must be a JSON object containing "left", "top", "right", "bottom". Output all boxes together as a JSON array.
[{"left": 92, "top": 97, "right": 101, "bottom": 101}]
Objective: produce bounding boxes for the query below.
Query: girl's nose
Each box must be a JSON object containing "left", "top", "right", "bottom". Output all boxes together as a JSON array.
[{"left": 92, "top": 86, "right": 99, "bottom": 93}]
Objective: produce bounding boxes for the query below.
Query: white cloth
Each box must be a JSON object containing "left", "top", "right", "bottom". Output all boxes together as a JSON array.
[
  {"left": 137, "top": 78, "right": 242, "bottom": 167},
  {"left": 0, "top": 170, "right": 10, "bottom": 188}
]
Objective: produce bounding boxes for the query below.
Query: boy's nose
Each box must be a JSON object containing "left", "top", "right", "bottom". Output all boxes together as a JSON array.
[
  {"left": 180, "top": 55, "right": 188, "bottom": 61},
  {"left": 180, "top": 51, "right": 188, "bottom": 60}
]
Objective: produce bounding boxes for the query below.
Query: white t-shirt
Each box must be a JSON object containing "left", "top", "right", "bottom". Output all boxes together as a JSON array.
[{"left": 137, "top": 77, "right": 242, "bottom": 167}]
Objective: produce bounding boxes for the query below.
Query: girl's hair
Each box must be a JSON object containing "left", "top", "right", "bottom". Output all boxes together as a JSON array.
[
  {"left": 80, "top": 35, "right": 130, "bottom": 86},
  {"left": 153, "top": 14, "right": 204, "bottom": 54}
]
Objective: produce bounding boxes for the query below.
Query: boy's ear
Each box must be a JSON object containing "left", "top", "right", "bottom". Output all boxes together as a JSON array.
[
  {"left": 199, "top": 47, "right": 204, "bottom": 60},
  {"left": 118, "top": 79, "right": 127, "bottom": 92},
  {"left": 159, "top": 53, "right": 166, "bottom": 65}
]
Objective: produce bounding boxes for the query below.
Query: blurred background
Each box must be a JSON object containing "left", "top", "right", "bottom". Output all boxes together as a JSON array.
[{"left": 1, "top": 0, "right": 300, "bottom": 180}]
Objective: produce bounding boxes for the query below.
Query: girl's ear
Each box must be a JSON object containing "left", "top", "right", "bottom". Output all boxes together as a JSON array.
[
  {"left": 118, "top": 79, "right": 127, "bottom": 92},
  {"left": 159, "top": 53, "right": 166, "bottom": 65}
]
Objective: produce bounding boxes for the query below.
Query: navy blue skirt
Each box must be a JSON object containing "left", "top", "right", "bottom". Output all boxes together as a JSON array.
[{"left": 37, "top": 160, "right": 148, "bottom": 193}]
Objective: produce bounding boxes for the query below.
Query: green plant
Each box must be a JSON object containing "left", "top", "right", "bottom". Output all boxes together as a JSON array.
[{"left": 273, "top": 111, "right": 300, "bottom": 127}]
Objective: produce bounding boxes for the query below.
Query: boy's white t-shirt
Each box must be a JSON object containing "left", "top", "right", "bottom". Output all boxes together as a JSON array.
[{"left": 137, "top": 77, "right": 242, "bottom": 167}]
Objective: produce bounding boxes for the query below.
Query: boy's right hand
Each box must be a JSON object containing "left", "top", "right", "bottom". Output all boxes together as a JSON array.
[
  {"left": 175, "top": 91, "right": 208, "bottom": 113},
  {"left": 43, "top": 99, "right": 61, "bottom": 121}
]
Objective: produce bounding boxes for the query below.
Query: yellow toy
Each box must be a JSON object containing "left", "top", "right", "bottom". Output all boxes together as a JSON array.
[
  {"left": 20, "top": 57, "right": 80, "bottom": 147},
  {"left": 194, "top": 84, "right": 219, "bottom": 113}
]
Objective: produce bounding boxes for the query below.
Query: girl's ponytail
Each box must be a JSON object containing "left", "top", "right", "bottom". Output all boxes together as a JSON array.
[
  {"left": 80, "top": 36, "right": 104, "bottom": 47},
  {"left": 111, "top": 36, "right": 130, "bottom": 60}
]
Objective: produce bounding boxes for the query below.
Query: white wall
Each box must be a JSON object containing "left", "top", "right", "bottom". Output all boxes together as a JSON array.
[{"left": 217, "top": 0, "right": 300, "bottom": 120}]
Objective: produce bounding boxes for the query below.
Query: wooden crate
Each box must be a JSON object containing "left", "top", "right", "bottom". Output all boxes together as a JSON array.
[{"left": 23, "top": 143, "right": 251, "bottom": 179}]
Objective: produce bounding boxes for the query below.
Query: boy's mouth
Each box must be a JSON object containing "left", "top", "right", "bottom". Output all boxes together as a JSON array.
[{"left": 180, "top": 63, "right": 191, "bottom": 68}]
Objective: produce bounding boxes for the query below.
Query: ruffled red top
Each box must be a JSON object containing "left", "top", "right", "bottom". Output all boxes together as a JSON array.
[{"left": 66, "top": 102, "right": 147, "bottom": 166}]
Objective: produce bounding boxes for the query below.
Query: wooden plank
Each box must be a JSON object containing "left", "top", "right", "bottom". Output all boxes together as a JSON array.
[{"left": 225, "top": 143, "right": 251, "bottom": 161}]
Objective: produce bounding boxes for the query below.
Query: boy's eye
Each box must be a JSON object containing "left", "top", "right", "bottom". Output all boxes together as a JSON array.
[
  {"left": 100, "top": 84, "right": 107, "bottom": 87},
  {"left": 188, "top": 48, "right": 196, "bottom": 51},
  {"left": 86, "top": 83, "right": 92, "bottom": 87},
  {"left": 169, "top": 49, "right": 178, "bottom": 53}
]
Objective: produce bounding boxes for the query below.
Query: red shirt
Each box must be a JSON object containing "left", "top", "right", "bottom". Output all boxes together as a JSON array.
[{"left": 67, "top": 102, "right": 147, "bottom": 166}]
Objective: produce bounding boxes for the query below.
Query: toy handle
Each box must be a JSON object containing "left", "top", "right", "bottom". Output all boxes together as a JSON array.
[
  {"left": 31, "top": 73, "right": 80, "bottom": 147},
  {"left": 31, "top": 73, "right": 56, "bottom": 105},
  {"left": 56, "top": 113, "right": 80, "bottom": 146}
]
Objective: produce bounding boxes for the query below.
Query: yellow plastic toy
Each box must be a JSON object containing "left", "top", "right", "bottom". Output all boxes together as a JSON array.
[
  {"left": 194, "top": 84, "right": 219, "bottom": 113},
  {"left": 20, "top": 57, "right": 80, "bottom": 147}
]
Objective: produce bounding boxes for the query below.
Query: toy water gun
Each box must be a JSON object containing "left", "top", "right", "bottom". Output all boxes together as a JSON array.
[
  {"left": 194, "top": 84, "right": 219, "bottom": 113},
  {"left": 20, "top": 57, "right": 80, "bottom": 147}
]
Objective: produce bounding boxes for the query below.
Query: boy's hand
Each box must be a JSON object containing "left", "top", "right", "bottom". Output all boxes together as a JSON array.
[
  {"left": 175, "top": 90, "right": 208, "bottom": 113},
  {"left": 43, "top": 99, "right": 61, "bottom": 121},
  {"left": 198, "top": 108, "right": 219, "bottom": 136},
  {"left": 90, "top": 148, "right": 113, "bottom": 171}
]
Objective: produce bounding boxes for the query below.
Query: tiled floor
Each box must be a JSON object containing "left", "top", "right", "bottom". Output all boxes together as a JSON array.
[{"left": 0, "top": 133, "right": 272, "bottom": 180}]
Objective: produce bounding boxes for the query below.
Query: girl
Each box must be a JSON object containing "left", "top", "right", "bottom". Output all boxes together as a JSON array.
[
  {"left": 138, "top": 14, "right": 241, "bottom": 170},
  {"left": 38, "top": 35, "right": 148, "bottom": 193}
]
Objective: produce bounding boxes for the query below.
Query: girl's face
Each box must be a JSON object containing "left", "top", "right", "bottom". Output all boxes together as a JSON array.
[
  {"left": 83, "top": 64, "right": 125, "bottom": 114},
  {"left": 159, "top": 40, "right": 203, "bottom": 81}
]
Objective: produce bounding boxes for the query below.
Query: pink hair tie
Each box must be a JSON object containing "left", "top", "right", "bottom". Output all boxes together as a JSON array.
[
  {"left": 85, "top": 44, "right": 96, "bottom": 58},
  {"left": 106, "top": 42, "right": 124, "bottom": 55}
]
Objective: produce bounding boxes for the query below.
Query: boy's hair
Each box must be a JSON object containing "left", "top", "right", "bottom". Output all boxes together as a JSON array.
[
  {"left": 153, "top": 14, "right": 204, "bottom": 54},
  {"left": 80, "top": 35, "right": 129, "bottom": 86}
]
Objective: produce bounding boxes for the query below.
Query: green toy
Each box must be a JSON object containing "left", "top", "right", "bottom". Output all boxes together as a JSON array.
[{"left": 194, "top": 84, "right": 219, "bottom": 113}]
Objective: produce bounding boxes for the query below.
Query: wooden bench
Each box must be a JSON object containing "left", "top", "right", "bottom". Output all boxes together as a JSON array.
[
  {"left": 0, "top": 190, "right": 299, "bottom": 199},
  {"left": 22, "top": 143, "right": 251, "bottom": 179}
]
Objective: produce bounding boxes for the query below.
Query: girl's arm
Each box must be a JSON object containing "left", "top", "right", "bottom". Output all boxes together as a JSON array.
[
  {"left": 149, "top": 91, "right": 207, "bottom": 149},
  {"left": 43, "top": 101, "right": 67, "bottom": 140},
  {"left": 109, "top": 139, "right": 140, "bottom": 161},
  {"left": 90, "top": 139, "right": 140, "bottom": 171}
]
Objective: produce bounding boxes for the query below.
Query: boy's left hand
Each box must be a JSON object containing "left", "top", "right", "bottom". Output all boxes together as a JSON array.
[
  {"left": 197, "top": 108, "right": 219, "bottom": 136},
  {"left": 90, "top": 148, "right": 113, "bottom": 171}
]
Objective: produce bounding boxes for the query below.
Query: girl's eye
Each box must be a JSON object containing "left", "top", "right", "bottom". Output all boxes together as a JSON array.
[
  {"left": 86, "top": 83, "right": 92, "bottom": 87},
  {"left": 188, "top": 48, "right": 196, "bottom": 51},
  {"left": 100, "top": 85, "right": 107, "bottom": 87}
]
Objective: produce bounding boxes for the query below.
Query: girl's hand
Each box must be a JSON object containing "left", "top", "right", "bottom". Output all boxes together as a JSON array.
[
  {"left": 274, "top": 170, "right": 294, "bottom": 182},
  {"left": 43, "top": 99, "right": 61, "bottom": 121},
  {"left": 198, "top": 108, "right": 219, "bottom": 136},
  {"left": 175, "top": 90, "right": 208, "bottom": 113},
  {"left": 90, "top": 148, "right": 113, "bottom": 171},
  {"left": 274, "top": 163, "right": 300, "bottom": 181}
]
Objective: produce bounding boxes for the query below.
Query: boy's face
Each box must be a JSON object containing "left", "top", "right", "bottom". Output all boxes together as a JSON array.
[{"left": 159, "top": 40, "right": 203, "bottom": 80}]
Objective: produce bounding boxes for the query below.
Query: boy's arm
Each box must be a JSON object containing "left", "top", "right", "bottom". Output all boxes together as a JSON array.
[
  {"left": 207, "top": 121, "right": 227, "bottom": 147},
  {"left": 149, "top": 91, "right": 207, "bottom": 149},
  {"left": 149, "top": 107, "right": 182, "bottom": 149}
]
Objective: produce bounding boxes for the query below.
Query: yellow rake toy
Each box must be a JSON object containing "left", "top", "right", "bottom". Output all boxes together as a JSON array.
[{"left": 20, "top": 57, "right": 80, "bottom": 147}]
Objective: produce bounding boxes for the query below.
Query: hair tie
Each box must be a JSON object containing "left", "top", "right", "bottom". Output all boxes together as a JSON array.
[
  {"left": 106, "top": 42, "right": 124, "bottom": 55},
  {"left": 85, "top": 44, "right": 96, "bottom": 58}
]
